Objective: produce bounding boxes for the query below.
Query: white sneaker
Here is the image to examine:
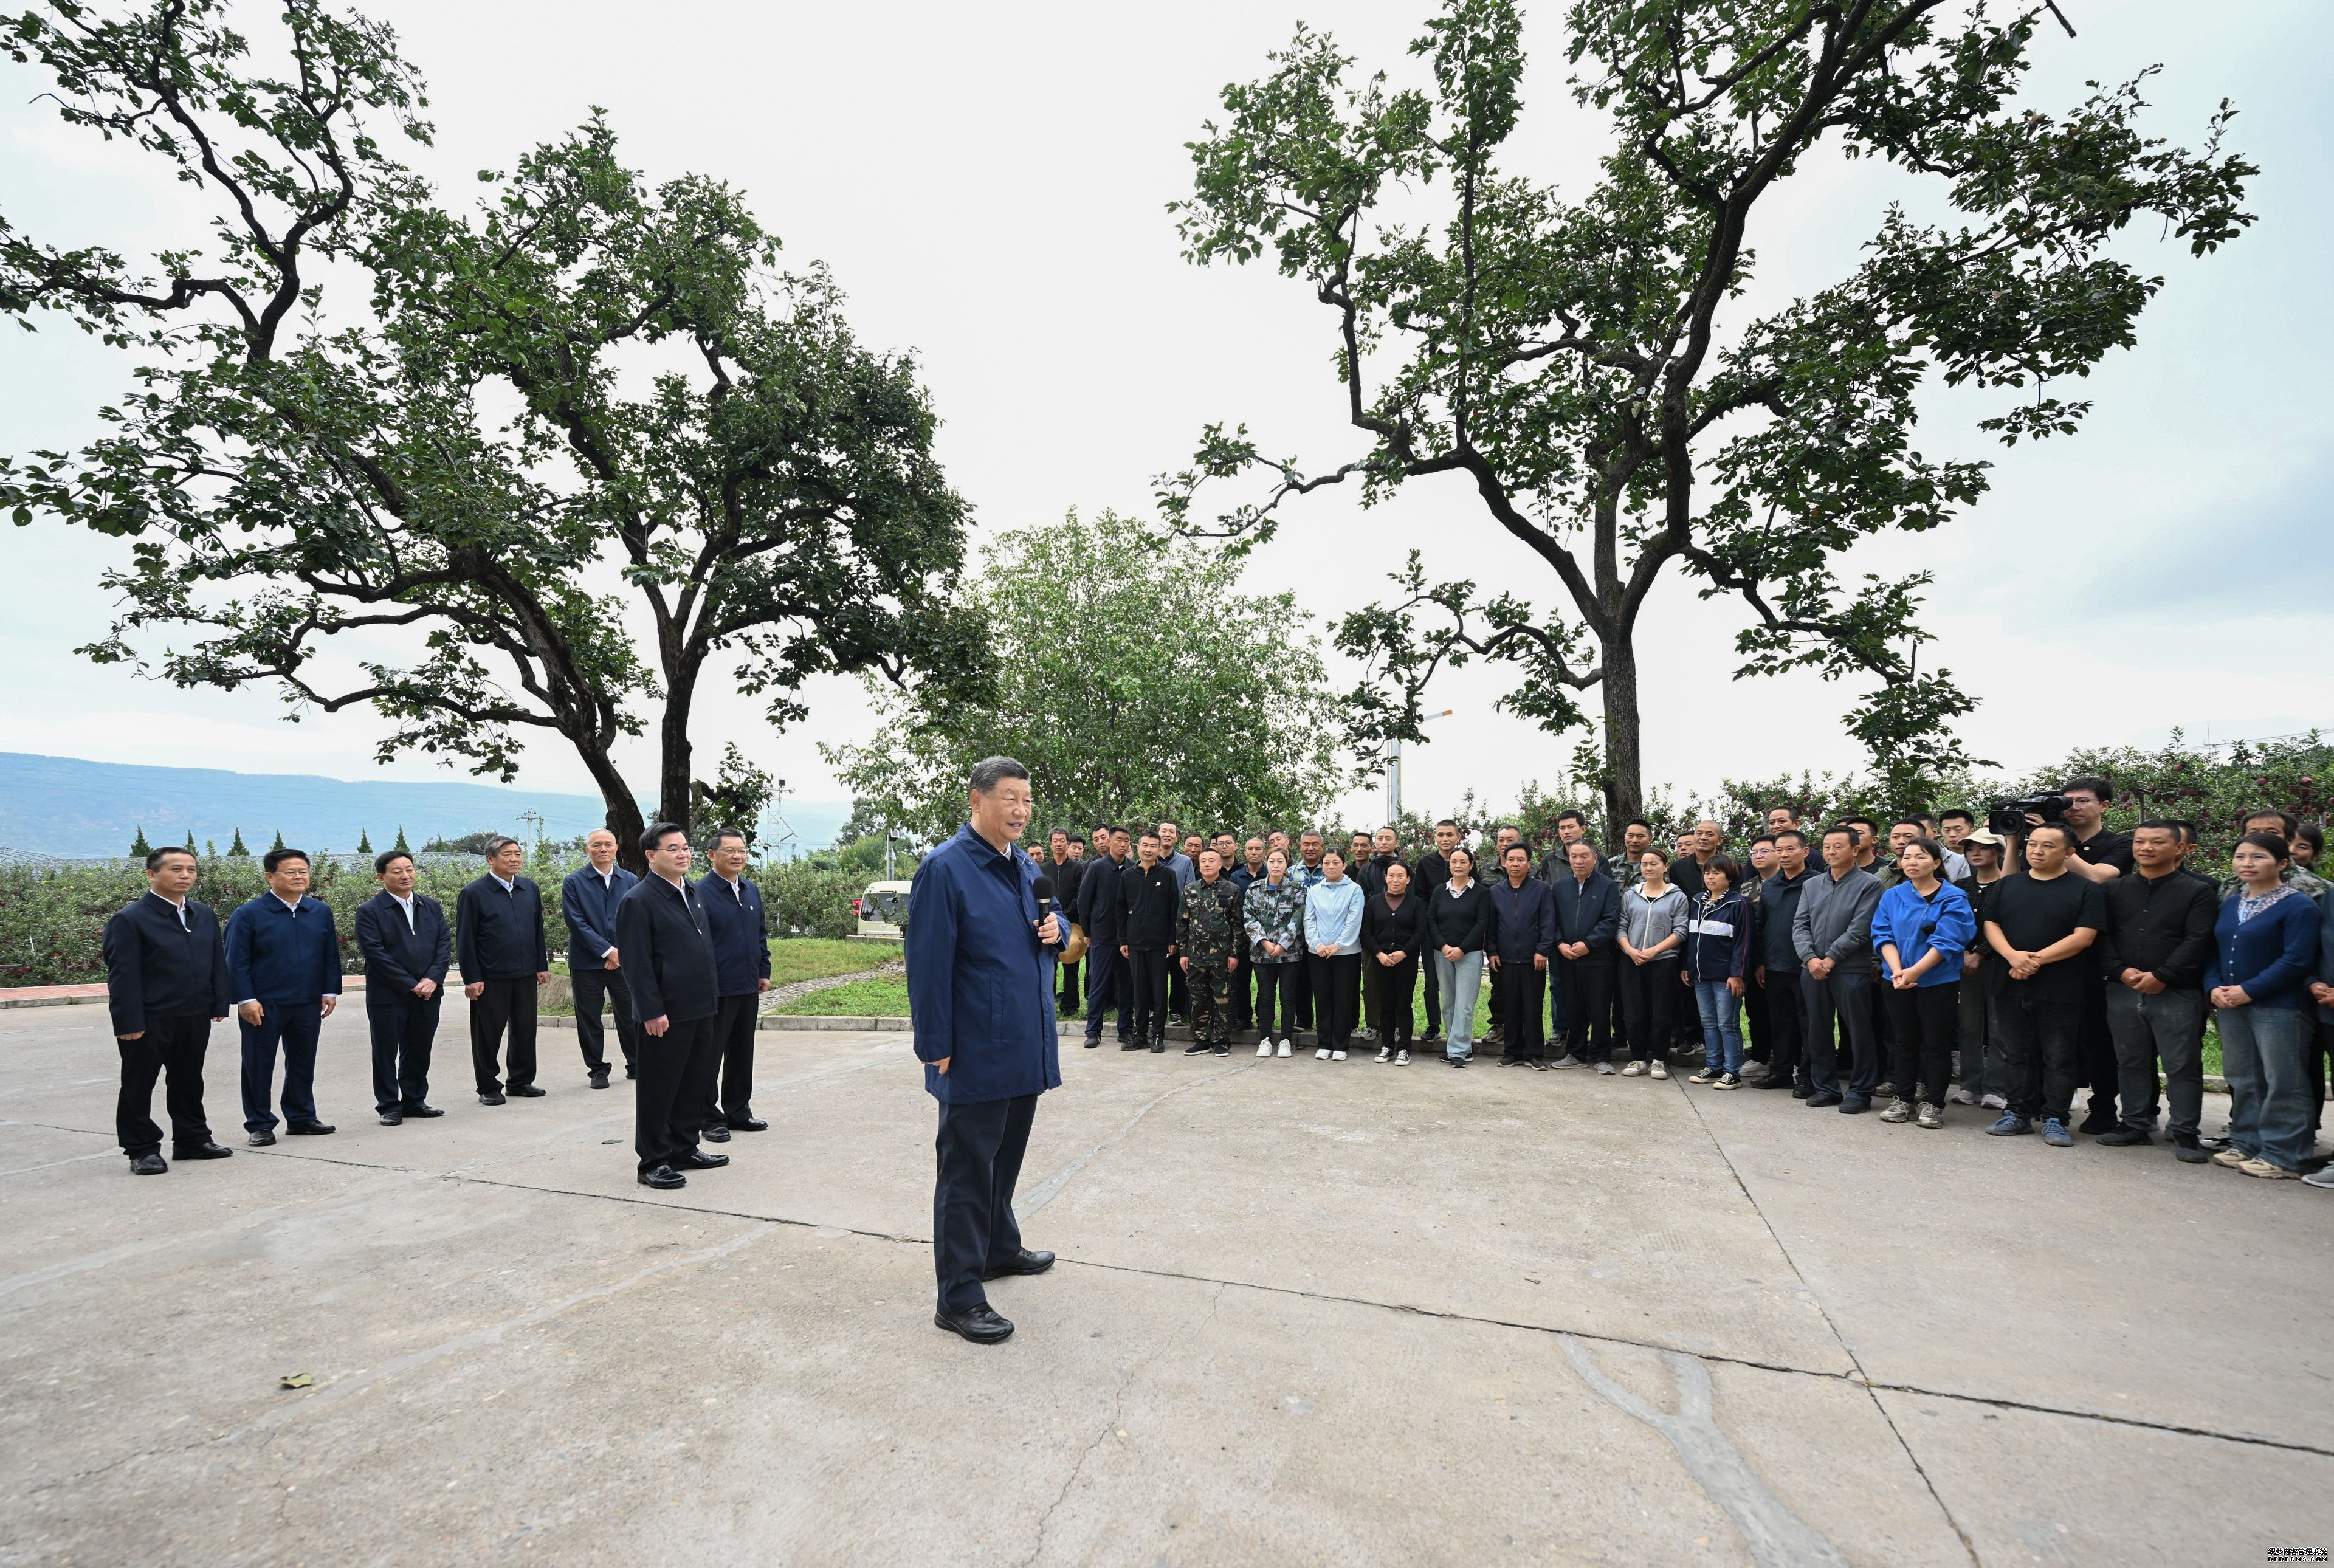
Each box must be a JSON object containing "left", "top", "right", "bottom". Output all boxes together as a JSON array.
[
  {"left": 1375, "top": 1047, "right": 1391, "bottom": 1063},
  {"left": 1394, "top": 1049, "right": 1410, "bottom": 1065},
  {"left": 1257, "top": 1039, "right": 1273, "bottom": 1058},
  {"left": 1981, "top": 1093, "right": 2008, "bottom": 1110},
  {"left": 1649, "top": 1061, "right": 1668, "bottom": 1080},
  {"left": 1620, "top": 1060, "right": 1645, "bottom": 1077},
  {"left": 1948, "top": 1088, "right": 1977, "bottom": 1105},
  {"left": 1277, "top": 1039, "right": 1292, "bottom": 1057},
  {"left": 1315, "top": 1047, "right": 1331, "bottom": 1061},
  {"left": 1331, "top": 1050, "right": 1347, "bottom": 1061}
]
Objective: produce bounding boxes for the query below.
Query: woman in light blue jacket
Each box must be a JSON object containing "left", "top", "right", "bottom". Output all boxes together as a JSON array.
[
  {"left": 1302, "top": 849, "right": 1366, "bottom": 1060},
  {"left": 1870, "top": 837, "right": 1977, "bottom": 1128}
]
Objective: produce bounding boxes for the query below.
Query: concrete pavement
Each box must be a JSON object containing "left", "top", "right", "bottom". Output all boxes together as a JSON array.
[{"left": 2, "top": 998, "right": 2329, "bottom": 1566}]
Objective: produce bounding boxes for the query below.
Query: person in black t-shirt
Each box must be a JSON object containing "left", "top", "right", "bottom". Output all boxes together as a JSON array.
[
  {"left": 1981, "top": 824, "right": 2107, "bottom": 1143},
  {"left": 2045, "top": 776, "right": 2131, "bottom": 1131}
]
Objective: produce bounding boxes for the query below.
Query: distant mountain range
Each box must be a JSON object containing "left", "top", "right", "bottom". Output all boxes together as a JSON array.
[{"left": 0, "top": 752, "right": 850, "bottom": 860}]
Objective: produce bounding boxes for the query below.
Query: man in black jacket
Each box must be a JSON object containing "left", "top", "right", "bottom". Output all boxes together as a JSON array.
[
  {"left": 1079, "top": 827, "right": 1132, "bottom": 1047},
  {"left": 1051, "top": 830, "right": 1086, "bottom": 1017},
  {"left": 102, "top": 845, "right": 233, "bottom": 1174},
  {"left": 1752, "top": 831, "right": 1814, "bottom": 1090},
  {"left": 2095, "top": 819, "right": 2219, "bottom": 1161},
  {"left": 694, "top": 828, "right": 773, "bottom": 1140},
  {"left": 456, "top": 837, "right": 549, "bottom": 1105},
  {"left": 1119, "top": 831, "right": 1180, "bottom": 1053},
  {"left": 354, "top": 850, "right": 452, "bottom": 1125},
  {"left": 1414, "top": 821, "right": 1458, "bottom": 1045},
  {"left": 616, "top": 823, "right": 726, "bottom": 1189},
  {"left": 1549, "top": 841, "right": 1622, "bottom": 1071}
]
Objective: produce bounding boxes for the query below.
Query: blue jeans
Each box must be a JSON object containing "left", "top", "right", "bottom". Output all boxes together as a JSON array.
[
  {"left": 1434, "top": 950, "right": 1484, "bottom": 1059},
  {"left": 2217, "top": 1004, "right": 2313, "bottom": 1171},
  {"left": 1695, "top": 981, "right": 1744, "bottom": 1073}
]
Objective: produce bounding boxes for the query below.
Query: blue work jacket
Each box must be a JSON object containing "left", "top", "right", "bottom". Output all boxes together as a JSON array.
[
  {"left": 224, "top": 893, "right": 343, "bottom": 1006},
  {"left": 905, "top": 824, "right": 1066, "bottom": 1106},
  {"left": 694, "top": 873, "right": 772, "bottom": 997},
  {"left": 561, "top": 864, "right": 639, "bottom": 970}
]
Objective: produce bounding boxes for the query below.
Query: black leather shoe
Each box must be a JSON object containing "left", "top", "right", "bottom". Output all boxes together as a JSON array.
[
  {"left": 129, "top": 1152, "right": 167, "bottom": 1174},
  {"left": 625, "top": 1066, "right": 636, "bottom": 1081},
  {"left": 403, "top": 1103, "right": 444, "bottom": 1118},
  {"left": 2076, "top": 1110, "right": 2119, "bottom": 1136},
  {"left": 638, "top": 1164, "right": 687, "bottom": 1189},
  {"left": 2095, "top": 1127, "right": 2152, "bottom": 1146},
  {"left": 479, "top": 1092, "right": 506, "bottom": 1106},
  {"left": 506, "top": 1084, "right": 546, "bottom": 1098},
  {"left": 934, "top": 1304, "right": 1014, "bottom": 1344},
  {"left": 1805, "top": 1090, "right": 1843, "bottom": 1108},
  {"left": 982, "top": 1248, "right": 1055, "bottom": 1281},
  {"left": 1838, "top": 1095, "right": 1870, "bottom": 1115},
  {"left": 726, "top": 1115, "right": 768, "bottom": 1132},
  {"left": 702, "top": 1123, "right": 731, "bottom": 1143},
  {"left": 1083, "top": 1037, "right": 1102, "bottom": 1049},
  {"left": 247, "top": 1130, "right": 277, "bottom": 1146},
  {"left": 1119, "top": 1039, "right": 1146, "bottom": 1051},
  {"left": 172, "top": 1141, "right": 233, "bottom": 1160},
  {"left": 1149, "top": 1039, "right": 1165, "bottom": 1053},
  {"left": 588, "top": 1069, "right": 610, "bottom": 1090},
  {"left": 1749, "top": 1074, "right": 1795, "bottom": 1090},
  {"left": 673, "top": 1148, "right": 730, "bottom": 1170},
  {"left": 379, "top": 1110, "right": 404, "bottom": 1126},
  {"left": 286, "top": 1120, "right": 336, "bottom": 1135}
]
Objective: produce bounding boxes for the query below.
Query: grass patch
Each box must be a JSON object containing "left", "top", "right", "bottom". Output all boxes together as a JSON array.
[
  {"left": 774, "top": 976, "right": 911, "bottom": 1017},
  {"left": 769, "top": 937, "right": 897, "bottom": 986}
]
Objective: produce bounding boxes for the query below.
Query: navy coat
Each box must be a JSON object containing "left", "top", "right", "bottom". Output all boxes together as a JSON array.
[
  {"left": 560, "top": 865, "right": 639, "bottom": 971},
  {"left": 354, "top": 890, "right": 452, "bottom": 1006},
  {"left": 905, "top": 824, "right": 1066, "bottom": 1106},
  {"left": 456, "top": 875, "right": 548, "bottom": 980},
  {"left": 103, "top": 892, "right": 230, "bottom": 1034},
  {"left": 224, "top": 894, "right": 343, "bottom": 1006},
  {"left": 1551, "top": 871, "right": 1622, "bottom": 963},
  {"left": 614, "top": 874, "right": 720, "bottom": 1025},
  {"left": 694, "top": 873, "right": 773, "bottom": 997},
  {"left": 1486, "top": 875, "right": 1557, "bottom": 962}
]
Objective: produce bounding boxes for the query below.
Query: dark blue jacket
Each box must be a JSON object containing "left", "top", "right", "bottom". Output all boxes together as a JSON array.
[
  {"left": 1075, "top": 853, "right": 1132, "bottom": 944},
  {"left": 354, "top": 890, "right": 452, "bottom": 1006},
  {"left": 693, "top": 873, "right": 772, "bottom": 997},
  {"left": 225, "top": 894, "right": 343, "bottom": 1006},
  {"left": 560, "top": 864, "right": 639, "bottom": 971},
  {"left": 2208, "top": 890, "right": 2322, "bottom": 1011},
  {"left": 614, "top": 874, "right": 720, "bottom": 1025},
  {"left": 1684, "top": 888, "right": 1758, "bottom": 984},
  {"left": 456, "top": 875, "right": 548, "bottom": 981},
  {"left": 1485, "top": 874, "right": 1557, "bottom": 961},
  {"left": 1551, "top": 870, "right": 1622, "bottom": 961},
  {"left": 905, "top": 824, "right": 1066, "bottom": 1106},
  {"left": 103, "top": 892, "right": 230, "bottom": 1034}
]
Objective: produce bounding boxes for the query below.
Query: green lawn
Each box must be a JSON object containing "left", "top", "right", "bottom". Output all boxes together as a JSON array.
[
  {"left": 774, "top": 976, "right": 910, "bottom": 1017},
  {"left": 769, "top": 938, "right": 898, "bottom": 986}
]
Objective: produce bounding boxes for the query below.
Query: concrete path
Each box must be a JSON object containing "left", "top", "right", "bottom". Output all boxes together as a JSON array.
[{"left": 1, "top": 1000, "right": 2327, "bottom": 1566}]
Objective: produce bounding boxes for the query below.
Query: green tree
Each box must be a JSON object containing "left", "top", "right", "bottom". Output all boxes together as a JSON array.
[
  {"left": 269, "top": 829, "right": 287, "bottom": 854},
  {"left": 1162, "top": 0, "right": 2253, "bottom": 824},
  {"left": 689, "top": 743, "right": 774, "bottom": 849},
  {"left": 0, "top": 1, "right": 980, "bottom": 873},
  {"left": 825, "top": 509, "right": 1341, "bottom": 844},
  {"left": 393, "top": 825, "right": 411, "bottom": 854},
  {"left": 356, "top": 828, "right": 373, "bottom": 854},
  {"left": 227, "top": 828, "right": 249, "bottom": 857}
]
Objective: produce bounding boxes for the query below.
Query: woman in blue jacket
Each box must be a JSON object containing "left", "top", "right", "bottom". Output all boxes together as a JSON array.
[
  {"left": 1871, "top": 837, "right": 1978, "bottom": 1129},
  {"left": 1681, "top": 856, "right": 1754, "bottom": 1088},
  {"left": 2208, "top": 831, "right": 2325, "bottom": 1178},
  {"left": 1302, "top": 849, "right": 1366, "bottom": 1061}
]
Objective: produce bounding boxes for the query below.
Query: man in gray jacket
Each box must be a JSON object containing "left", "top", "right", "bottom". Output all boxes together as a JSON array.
[{"left": 1793, "top": 824, "right": 1884, "bottom": 1112}]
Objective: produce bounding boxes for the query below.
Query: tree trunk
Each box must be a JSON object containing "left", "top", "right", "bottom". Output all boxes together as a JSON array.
[
  {"left": 577, "top": 741, "right": 649, "bottom": 875},
  {"left": 1599, "top": 635, "right": 1644, "bottom": 830},
  {"left": 658, "top": 669, "right": 698, "bottom": 845}
]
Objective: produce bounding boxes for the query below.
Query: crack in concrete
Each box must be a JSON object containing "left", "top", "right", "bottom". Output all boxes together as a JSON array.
[{"left": 1015, "top": 1059, "right": 1255, "bottom": 1218}]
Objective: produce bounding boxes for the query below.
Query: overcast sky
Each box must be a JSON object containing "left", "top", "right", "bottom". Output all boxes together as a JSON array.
[{"left": 2, "top": 0, "right": 2325, "bottom": 826}]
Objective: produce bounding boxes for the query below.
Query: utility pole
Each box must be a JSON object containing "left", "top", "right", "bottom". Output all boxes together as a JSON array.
[
  {"left": 517, "top": 808, "right": 546, "bottom": 848},
  {"left": 1388, "top": 710, "right": 1454, "bottom": 823}
]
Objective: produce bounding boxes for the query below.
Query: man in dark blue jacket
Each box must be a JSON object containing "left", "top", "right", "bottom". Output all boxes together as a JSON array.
[
  {"left": 1078, "top": 827, "right": 1132, "bottom": 1047},
  {"left": 456, "top": 837, "right": 549, "bottom": 1106},
  {"left": 907, "top": 757, "right": 1066, "bottom": 1346},
  {"left": 1487, "top": 843, "right": 1558, "bottom": 1066},
  {"left": 1549, "top": 839, "right": 1622, "bottom": 1072},
  {"left": 561, "top": 829, "right": 640, "bottom": 1089},
  {"left": 354, "top": 849, "right": 453, "bottom": 1125},
  {"left": 103, "top": 845, "right": 233, "bottom": 1173},
  {"left": 224, "top": 847, "right": 343, "bottom": 1144},
  {"left": 616, "top": 823, "right": 726, "bottom": 1189},
  {"left": 694, "top": 827, "right": 773, "bottom": 1140}
]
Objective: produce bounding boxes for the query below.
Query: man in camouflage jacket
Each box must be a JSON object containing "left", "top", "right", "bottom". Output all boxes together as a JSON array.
[{"left": 1176, "top": 848, "right": 1244, "bottom": 1054}]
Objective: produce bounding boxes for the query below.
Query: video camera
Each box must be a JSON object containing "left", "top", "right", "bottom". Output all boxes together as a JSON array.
[{"left": 1986, "top": 794, "right": 2068, "bottom": 837}]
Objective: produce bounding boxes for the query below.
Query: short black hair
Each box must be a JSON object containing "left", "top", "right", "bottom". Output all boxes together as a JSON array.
[
  {"left": 1555, "top": 808, "right": 1588, "bottom": 827},
  {"left": 1940, "top": 808, "right": 1975, "bottom": 827},
  {"left": 1138, "top": 830, "right": 1160, "bottom": 844},
  {"left": 2236, "top": 830, "right": 2291, "bottom": 864},
  {"left": 374, "top": 849, "right": 415, "bottom": 875},
  {"left": 2060, "top": 775, "right": 2114, "bottom": 803},
  {"left": 1775, "top": 828, "right": 1808, "bottom": 848},
  {"left": 1049, "top": 827, "right": 1070, "bottom": 839},
  {"left": 2243, "top": 807, "right": 2299, "bottom": 837},
  {"left": 1502, "top": 842, "right": 1531, "bottom": 859},
  {"left": 641, "top": 821, "right": 687, "bottom": 855},
  {"left": 1704, "top": 854, "right": 1743, "bottom": 888},
  {"left": 1069, "top": 833, "right": 1087, "bottom": 847},
  {"left": 1625, "top": 817, "right": 1652, "bottom": 834},
  {"left": 486, "top": 834, "right": 523, "bottom": 858},
  {"left": 1436, "top": 818, "right": 1459, "bottom": 830},
  {"left": 1845, "top": 816, "right": 1878, "bottom": 834},
  {"left": 705, "top": 827, "right": 748, "bottom": 852},
  {"left": 145, "top": 845, "right": 196, "bottom": 871},
  {"left": 968, "top": 755, "right": 1031, "bottom": 793},
  {"left": 2297, "top": 823, "right": 2325, "bottom": 857},
  {"left": 1569, "top": 838, "right": 1603, "bottom": 859},
  {"left": 1750, "top": 833, "right": 1777, "bottom": 848},
  {"left": 262, "top": 846, "right": 309, "bottom": 873},
  {"left": 1890, "top": 816, "right": 1926, "bottom": 834},
  {"left": 2026, "top": 822, "right": 2074, "bottom": 850},
  {"left": 1106, "top": 824, "right": 1128, "bottom": 839},
  {"left": 1822, "top": 824, "right": 1857, "bottom": 845},
  {"left": 2133, "top": 818, "right": 2184, "bottom": 837},
  {"left": 1898, "top": 837, "right": 1947, "bottom": 871},
  {"left": 1321, "top": 847, "right": 1347, "bottom": 865}
]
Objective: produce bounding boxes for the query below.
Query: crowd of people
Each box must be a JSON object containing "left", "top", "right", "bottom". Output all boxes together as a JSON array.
[{"left": 1031, "top": 785, "right": 2334, "bottom": 1183}]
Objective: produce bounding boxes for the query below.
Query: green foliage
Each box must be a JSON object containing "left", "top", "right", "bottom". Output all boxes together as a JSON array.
[
  {"left": 690, "top": 744, "right": 775, "bottom": 851},
  {"left": 227, "top": 828, "right": 248, "bottom": 857},
  {"left": 393, "top": 825, "right": 411, "bottom": 854},
  {"left": 421, "top": 829, "right": 506, "bottom": 854},
  {"left": 1160, "top": 0, "right": 2253, "bottom": 819},
  {"left": 356, "top": 828, "right": 373, "bottom": 854},
  {"left": 268, "top": 829, "right": 287, "bottom": 854},
  {"left": 824, "top": 509, "right": 1342, "bottom": 844},
  {"left": 757, "top": 858, "right": 866, "bottom": 941},
  {"left": 129, "top": 825, "right": 151, "bottom": 859}
]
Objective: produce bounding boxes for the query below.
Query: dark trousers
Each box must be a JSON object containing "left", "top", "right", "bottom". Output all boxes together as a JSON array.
[
  {"left": 1168, "top": 959, "right": 1189, "bottom": 1021},
  {"left": 1743, "top": 968, "right": 1771, "bottom": 1062},
  {"left": 470, "top": 975, "right": 539, "bottom": 1093},
  {"left": 633, "top": 1015, "right": 721, "bottom": 1173},
  {"left": 367, "top": 995, "right": 439, "bottom": 1113},
  {"left": 1761, "top": 968, "right": 1806, "bottom": 1081},
  {"left": 1493, "top": 960, "right": 1547, "bottom": 1061},
  {"left": 1253, "top": 963, "right": 1300, "bottom": 1040},
  {"left": 707, "top": 992, "right": 759, "bottom": 1124},
  {"left": 1083, "top": 942, "right": 1125, "bottom": 1040},
  {"left": 1616, "top": 955, "right": 1682, "bottom": 1061},
  {"left": 1057, "top": 956, "right": 1083, "bottom": 1014},
  {"left": 1555, "top": 955, "right": 1615, "bottom": 1061},
  {"left": 1421, "top": 947, "right": 1442, "bottom": 1037},
  {"left": 1374, "top": 956, "right": 1418, "bottom": 1047},
  {"left": 1126, "top": 946, "right": 1171, "bottom": 1042},
  {"left": 117, "top": 1015, "right": 212, "bottom": 1157},
  {"left": 571, "top": 966, "right": 637, "bottom": 1076},
  {"left": 239, "top": 1001, "right": 322, "bottom": 1133},
  {"left": 1803, "top": 968, "right": 1878, "bottom": 1098},
  {"left": 1228, "top": 946, "right": 1253, "bottom": 1031},
  {"left": 1307, "top": 952, "right": 1362, "bottom": 1048},
  {"left": 2076, "top": 969, "right": 2118, "bottom": 1119},
  {"left": 932, "top": 1092, "right": 1037, "bottom": 1313},
  {"left": 1996, "top": 986, "right": 2082, "bottom": 1123},
  {"left": 1882, "top": 981, "right": 1959, "bottom": 1106},
  {"left": 1290, "top": 951, "right": 1314, "bottom": 1030}
]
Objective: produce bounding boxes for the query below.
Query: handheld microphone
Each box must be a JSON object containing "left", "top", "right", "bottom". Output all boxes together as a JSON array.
[{"left": 1031, "top": 875, "right": 1056, "bottom": 924}]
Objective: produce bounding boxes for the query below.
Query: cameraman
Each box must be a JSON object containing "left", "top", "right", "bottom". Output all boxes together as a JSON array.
[{"left": 1982, "top": 824, "right": 2106, "bottom": 1146}]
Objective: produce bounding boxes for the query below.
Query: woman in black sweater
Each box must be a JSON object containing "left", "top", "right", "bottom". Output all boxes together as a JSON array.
[
  {"left": 1363, "top": 861, "right": 1429, "bottom": 1064},
  {"left": 1424, "top": 847, "right": 1492, "bottom": 1067}
]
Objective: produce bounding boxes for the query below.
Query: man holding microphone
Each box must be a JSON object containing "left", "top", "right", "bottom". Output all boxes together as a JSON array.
[{"left": 907, "top": 756, "right": 1067, "bottom": 1346}]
